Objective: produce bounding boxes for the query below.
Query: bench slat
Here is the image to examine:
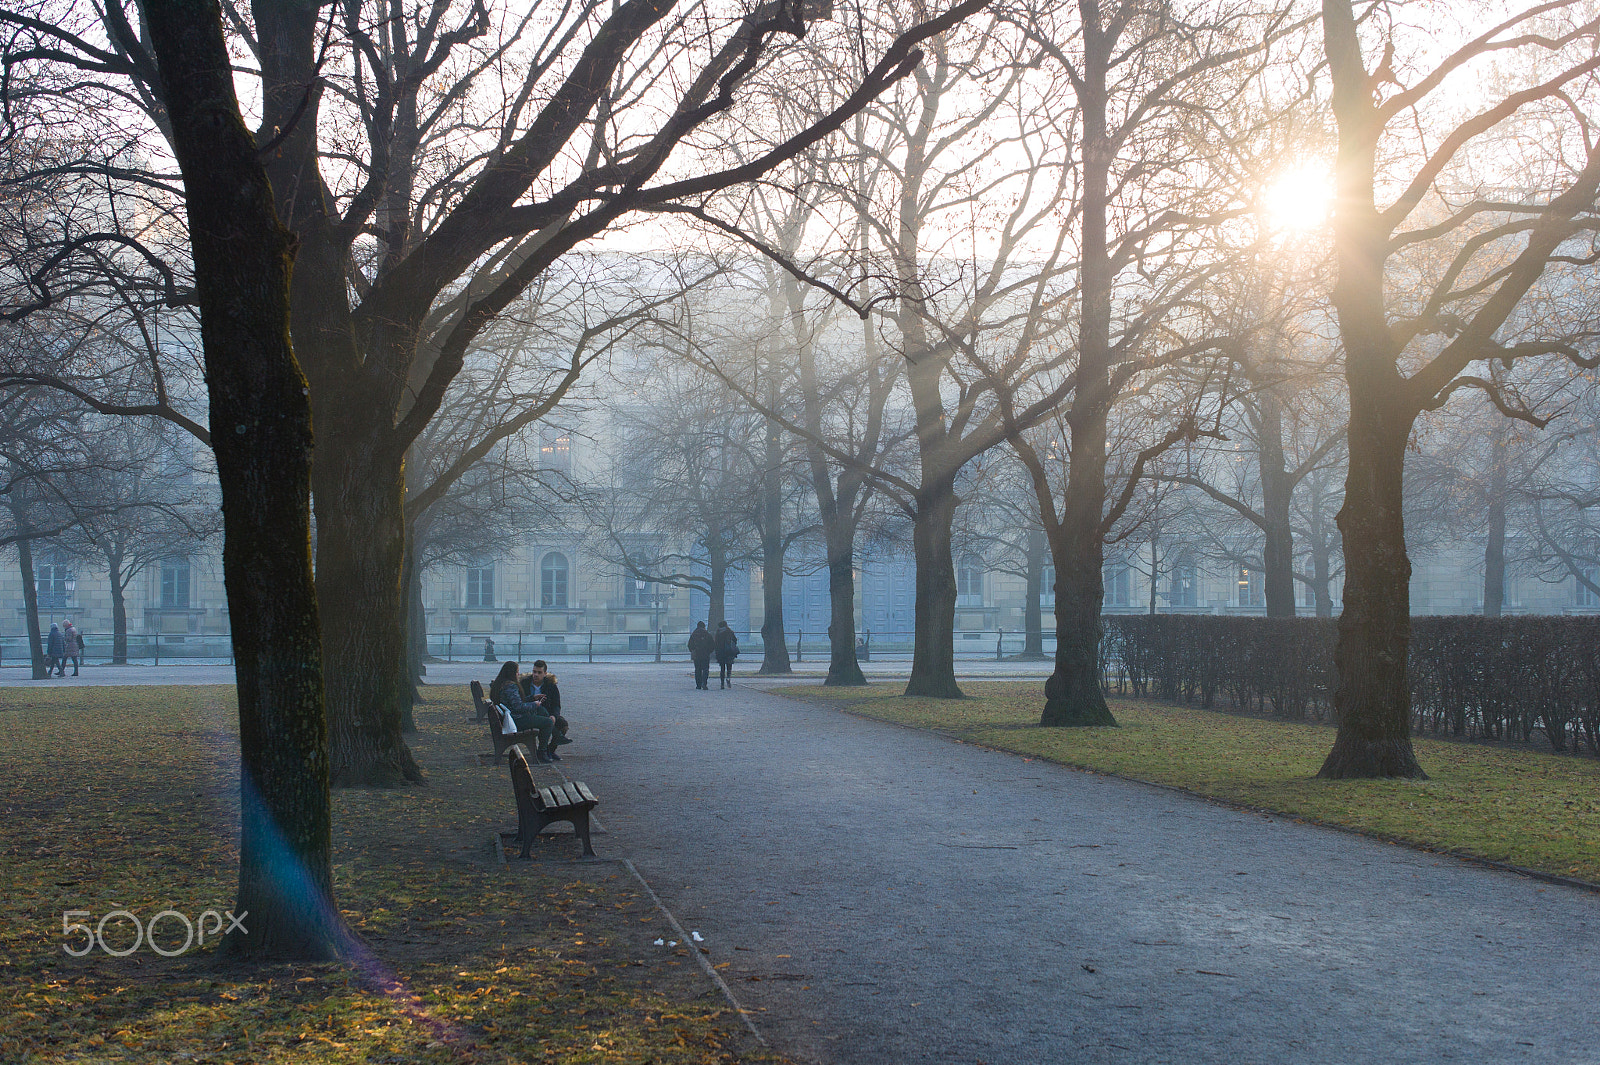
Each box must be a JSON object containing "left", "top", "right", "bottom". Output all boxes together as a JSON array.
[{"left": 574, "top": 781, "right": 597, "bottom": 804}]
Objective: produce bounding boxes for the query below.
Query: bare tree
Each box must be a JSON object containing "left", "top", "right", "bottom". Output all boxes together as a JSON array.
[
  {"left": 1, "top": 0, "right": 993, "bottom": 784},
  {"left": 1316, "top": 0, "right": 1600, "bottom": 778},
  {"left": 64, "top": 425, "right": 221, "bottom": 661},
  {"left": 996, "top": 0, "right": 1298, "bottom": 726}
]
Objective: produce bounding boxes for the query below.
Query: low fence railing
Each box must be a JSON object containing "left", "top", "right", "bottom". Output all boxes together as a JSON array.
[
  {"left": 0, "top": 628, "right": 1058, "bottom": 666},
  {"left": 432, "top": 629, "right": 1055, "bottom": 663}
]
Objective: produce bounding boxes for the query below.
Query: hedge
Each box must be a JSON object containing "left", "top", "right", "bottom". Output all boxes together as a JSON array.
[{"left": 1101, "top": 615, "right": 1600, "bottom": 755}]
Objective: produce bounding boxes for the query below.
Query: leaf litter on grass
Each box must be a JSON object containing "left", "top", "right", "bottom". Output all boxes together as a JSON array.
[{"left": 0, "top": 684, "right": 789, "bottom": 1064}]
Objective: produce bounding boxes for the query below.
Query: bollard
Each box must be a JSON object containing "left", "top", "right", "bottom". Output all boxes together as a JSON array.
[{"left": 588, "top": 631, "right": 594, "bottom": 663}]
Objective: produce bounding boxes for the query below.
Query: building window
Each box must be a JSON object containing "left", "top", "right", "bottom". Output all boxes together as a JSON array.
[
  {"left": 1237, "top": 566, "right": 1264, "bottom": 609},
  {"left": 623, "top": 575, "right": 652, "bottom": 607},
  {"left": 1103, "top": 563, "right": 1131, "bottom": 608},
  {"left": 36, "top": 560, "right": 73, "bottom": 609},
  {"left": 161, "top": 558, "right": 191, "bottom": 609},
  {"left": 541, "top": 552, "right": 570, "bottom": 608},
  {"left": 957, "top": 554, "right": 984, "bottom": 606},
  {"left": 158, "top": 442, "right": 194, "bottom": 485},
  {"left": 1167, "top": 560, "right": 1197, "bottom": 608},
  {"left": 1297, "top": 579, "right": 1318, "bottom": 610},
  {"left": 1040, "top": 564, "right": 1056, "bottom": 608},
  {"left": 465, "top": 564, "right": 495, "bottom": 608},
  {"left": 540, "top": 429, "right": 572, "bottom": 475},
  {"left": 1579, "top": 568, "right": 1600, "bottom": 608}
]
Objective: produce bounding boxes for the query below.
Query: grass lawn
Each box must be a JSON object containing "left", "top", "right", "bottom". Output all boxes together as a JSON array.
[
  {"left": 776, "top": 681, "right": 1600, "bottom": 885},
  {"left": 0, "top": 684, "right": 782, "bottom": 1064}
]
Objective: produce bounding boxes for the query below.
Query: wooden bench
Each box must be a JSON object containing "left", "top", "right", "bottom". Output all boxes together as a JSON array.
[
  {"left": 470, "top": 679, "right": 492, "bottom": 722},
  {"left": 474, "top": 680, "right": 548, "bottom": 757},
  {"left": 500, "top": 744, "right": 598, "bottom": 858}
]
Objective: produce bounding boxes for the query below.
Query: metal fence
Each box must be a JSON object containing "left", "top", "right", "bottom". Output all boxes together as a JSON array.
[
  {"left": 0, "top": 628, "right": 1059, "bottom": 667},
  {"left": 434, "top": 628, "right": 1057, "bottom": 663},
  {"left": 0, "top": 632, "right": 237, "bottom": 667}
]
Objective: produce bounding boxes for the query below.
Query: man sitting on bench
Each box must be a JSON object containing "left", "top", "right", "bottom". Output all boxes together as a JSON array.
[
  {"left": 520, "top": 660, "right": 573, "bottom": 757},
  {"left": 489, "top": 660, "right": 556, "bottom": 763}
]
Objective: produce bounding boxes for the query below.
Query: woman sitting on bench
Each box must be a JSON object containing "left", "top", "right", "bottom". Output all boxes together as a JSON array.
[{"left": 489, "top": 660, "right": 556, "bottom": 763}]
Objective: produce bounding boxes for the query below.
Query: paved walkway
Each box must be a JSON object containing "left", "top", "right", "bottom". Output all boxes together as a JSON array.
[
  {"left": 542, "top": 664, "right": 1598, "bottom": 1065},
  {"left": 10, "top": 660, "right": 1598, "bottom": 1061}
]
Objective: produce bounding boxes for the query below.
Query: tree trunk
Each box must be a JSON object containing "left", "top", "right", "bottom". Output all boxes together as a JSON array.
[
  {"left": 1146, "top": 539, "right": 1160, "bottom": 615},
  {"left": 145, "top": 0, "right": 346, "bottom": 958},
  {"left": 823, "top": 530, "right": 866, "bottom": 686},
  {"left": 108, "top": 546, "right": 129, "bottom": 665},
  {"left": 405, "top": 528, "right": 428, "bottom": 687},
  {"left": 905, "top": 483, "right": 963, "bottom": 698},
  {"left": 1041, "top": 476, "right": 1116, "bottom": 727},
  {"left": 398, "top": 525, "right": 421, "bottom": 729},
  {"left": 757, "top": 423, "right": 793, "bottom": 675},
  {"left": 1039, "top": 18, "right": 1115, "bottom": 729},
  {"left": 1482, "top": 427, "right": 1508, "bottom": 616},
  {"left": 706, "top": 537, "right": 728, "bottom": 630},
  {"left": 1318, "top": 393, "right": 1425, "bottom": 779},
  {"left": 16, "top": 533, "right": 48, "bottom": 679},
  {"left": 1311, "top": 533, "right": 1334, "bottom": 618},
  {"left": 1259, "top": 391, "right": 1297, "bottom": 618},
  {"left": 313, "top": 437, "right": 423, "bottom": 784},
  {"left": 254, "top": 0, "right": 418, "bottom": 787},
  {"left": 1022, "top": 528, "right": 1046, "bottom": 659}
]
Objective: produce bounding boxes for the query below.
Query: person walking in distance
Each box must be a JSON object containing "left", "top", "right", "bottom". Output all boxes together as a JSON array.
[
  {"left": 687, "top": 621, "right": 714, "bottom": 690},
  {"left": 46, "top": 622, "right": 65, "bottom": 677},
  {"left": 62, "top": 619, "right": 82, "bottom": 676},
  {"left": 713, "top": 620, "right": 739, "bottom": 689}
]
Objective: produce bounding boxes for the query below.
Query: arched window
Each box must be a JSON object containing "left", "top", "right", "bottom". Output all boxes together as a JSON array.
[
  {"left": 957, "top": 554, "right": 984, "bottom": 605},
  {"left": 541, "top": 552, "right": 570, "bottom": 608}
]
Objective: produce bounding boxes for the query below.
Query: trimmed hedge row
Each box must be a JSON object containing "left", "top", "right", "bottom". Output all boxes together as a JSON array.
[{"left": 1101, "top": 615, "right": 1600, "bottom": 755}]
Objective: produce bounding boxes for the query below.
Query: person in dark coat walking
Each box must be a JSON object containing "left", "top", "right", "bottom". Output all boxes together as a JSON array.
[
  {"left": 713, "top": 620, "right": 739, "bottom": 689},
  {"left": 687, "top": 621, "right": 714, "bottom": 689},
  {"left": 45, "top": 623, "right": 66, "bottom": 677}
]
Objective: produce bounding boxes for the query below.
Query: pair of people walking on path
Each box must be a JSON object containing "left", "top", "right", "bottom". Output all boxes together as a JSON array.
[
  {"left": 45, "top": 621, "right": 82, "bottom": 677},
  {"left": 489, "top": 659, "right": 572, "bottom": 763},
  {"left": 688, "top": 620, "right": 738, "bottom": 689}
]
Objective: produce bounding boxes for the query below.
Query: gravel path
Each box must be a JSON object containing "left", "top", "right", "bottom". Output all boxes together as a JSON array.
[{"left": 538, "top": 664, "right": 1599, "bottom": 1065}]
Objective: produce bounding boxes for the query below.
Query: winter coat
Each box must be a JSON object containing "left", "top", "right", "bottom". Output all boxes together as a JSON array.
[
  {"left": 46, "top": 624, "right": 65, "bottom": 657},
  {"left": 687, "top": 626, "right": 714, "bottom": 663},
  {"left": 521, "top": 676, "right": 562, "bottom": 717},
  {"left": 490, "top": 678, "right": 550, "bottom": 733},
  {"left": 713, "top": 625, "right": 739, "bottom": 664}
]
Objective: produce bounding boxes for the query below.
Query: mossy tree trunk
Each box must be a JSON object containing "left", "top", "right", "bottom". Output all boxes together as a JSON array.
[{"left": 144, "top": 0, "right": 345, "bottom": 958}]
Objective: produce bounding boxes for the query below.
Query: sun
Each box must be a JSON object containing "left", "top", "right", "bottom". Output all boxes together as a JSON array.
[{"left": 1260, "top": 164, "right": 1333, "bottom": 233}]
